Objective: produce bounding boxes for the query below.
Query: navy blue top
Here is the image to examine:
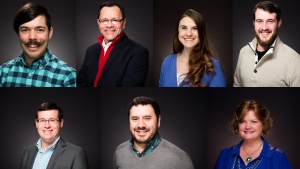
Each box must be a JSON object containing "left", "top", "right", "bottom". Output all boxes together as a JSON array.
[
  {"left": 214, "top": 138, "right": 292, "bottom": 169},
  {"left": 158, "top": 53, "right": 226, "bottom": 87}
]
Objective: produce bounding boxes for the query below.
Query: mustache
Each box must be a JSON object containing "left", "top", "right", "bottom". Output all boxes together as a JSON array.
[
  {"left": 135, "top": 127, "right": 149, "bottom": 131},
  {"left": 22, "top": 39, "right": 45, "bottom": 46}
]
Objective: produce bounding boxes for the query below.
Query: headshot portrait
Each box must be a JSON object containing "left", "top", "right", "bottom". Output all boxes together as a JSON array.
[
  {"left": 99, "top": 88, "right": 205, "bottom": 168},
  {"left": 154, "top": 0, "right": 232, "bottom": 87},
  {"left": 0, "top": 0, "right": 76, "bottom": 87},
  {"left": 0, "top": 0, "right": 76, "bottom": 70},
  {"left": 0, "top": 88, "right": 100, "bottom": 168},
  {"left": 76, "top": 0, "right": 153, "bottom": 87},
  {"left": 206, "top": 88, "right": 300, "bottom": 168},
  {"left": 233, "top": 0, "right": 300, "bottom": 87}
]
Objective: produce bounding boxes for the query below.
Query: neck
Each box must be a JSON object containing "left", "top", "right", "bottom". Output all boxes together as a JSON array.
[
  {"left": 256, "top": 44, "right": 269, "bottom": 52},
  {"left": 242, "top": 137, "right": 263, "bottom": 149},
  {"left": 181, "top": 49, "right": 191, "bottom": 58}
]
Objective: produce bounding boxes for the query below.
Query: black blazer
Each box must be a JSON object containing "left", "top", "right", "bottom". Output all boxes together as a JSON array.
[
  {"left": 19, "top": 137, "right": 89, "bottom": 169},
  {"left": 77, "top": 33, "right": 149, "bottom": 87}
]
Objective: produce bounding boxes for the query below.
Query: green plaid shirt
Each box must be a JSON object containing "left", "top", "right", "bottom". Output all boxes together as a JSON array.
[
  {"left": 130, "top": 133, "right": 162, "bottom": 157},
  {"left": 0, "top": 49, "right": 76, "bottom": 87}
]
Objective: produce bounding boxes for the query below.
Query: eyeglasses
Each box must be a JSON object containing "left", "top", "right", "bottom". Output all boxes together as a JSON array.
[
  {"left": 37, "top": 119, "right": 60, "bottom": 124},
  {"left": 98, "top": 18, "right": 124, "bottom": 25}
]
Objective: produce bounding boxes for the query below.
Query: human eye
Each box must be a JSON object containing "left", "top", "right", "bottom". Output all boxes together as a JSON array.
[
  {"left": 49, "top": 119, "right": 56, "bottom": 123},
  {"left": 20, "top": 28, "right": 29, "bottom": 33},
  {"left": 39, "top": 119, "right": 45, "bottom": 123},
  {"left": 37, "top": 28, "right": 45, "bottom": 32},
  {"left": 100, "top": 19, "right": 108, "bottom": 24},
  {"left": 131, "top": 117, "right": 138, "bottom": 121},
  {"left": 267, "top": 20, "right": 275, "bottom": 24},
  {"left": 255, "top": 20, "right": 263, "bottom": 24}
]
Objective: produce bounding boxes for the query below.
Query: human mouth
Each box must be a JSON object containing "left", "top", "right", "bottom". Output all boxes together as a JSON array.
[{"left": 135, "top": 130, "right": 148, "bottom": 136}]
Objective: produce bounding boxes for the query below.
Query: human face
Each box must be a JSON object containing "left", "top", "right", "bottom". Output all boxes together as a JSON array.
[
  {"left": 98, "top": 6, "right": 126, "bottom": 44},
  {"left": 36, "top": 110, "right": 63, "bottom": 147},
  {"left": 254, "top": 8, "right": 282, "bottom": 51},
  {"left": 129, "top": 104, "right": 160, "bottom": 145},
  {"left": 19, "top": 15, "right": 53, "bottom": 67},
  {"left": 238, "top": 110, "right": 263, "bottom": 141},
  {"left": 178, "top": 16, "right": 199, "bottom": 50}
]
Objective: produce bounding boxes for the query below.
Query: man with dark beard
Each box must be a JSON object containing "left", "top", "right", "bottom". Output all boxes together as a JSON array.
[
  {"left": 0, "top": 2, "right": 76, "bottom": 87},
  {"left": 234, "top": 1, "right": 300, "bottom": 87},
  {"left": 113, "top": 96, "right": 194, "bottom": 169}
]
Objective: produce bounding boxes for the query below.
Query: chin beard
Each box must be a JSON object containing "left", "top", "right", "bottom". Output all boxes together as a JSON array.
[{"left": 255, "top": 29, "right": 278, "bottom": 47}]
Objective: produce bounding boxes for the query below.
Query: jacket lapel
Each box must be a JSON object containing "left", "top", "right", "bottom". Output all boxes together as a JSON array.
[
  {"left": 101, "top": 34, "right": 127, "bottom": 77},
  {"left": 46, "top": 138, "right": 66, "bottom": 169}
]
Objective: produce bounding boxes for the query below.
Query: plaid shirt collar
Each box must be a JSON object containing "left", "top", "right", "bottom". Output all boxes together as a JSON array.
[
  {"left": 17, "top": 48, "right": 52, "bottom": 70},
  {"left": 130, "top": 133, "right": 161, "bottom": 157}
]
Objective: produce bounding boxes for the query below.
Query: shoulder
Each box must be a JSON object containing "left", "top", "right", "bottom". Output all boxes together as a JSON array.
[
  {"left": 160, "top": 139, "right": 191, "bottom": 159},
  {"left": 122, "top": 35, "right": 148, "bottom": 52},
  {"left": 210, "top": 57, "right": 222, "bottom": 67},
  {"left": 86, "top": 42, "right": 100, "bottom": 51},
  {"left": 277, "top": 41, "right": 300, "bottom": 58},
  {"left": 49, "top": 55, "right": 76, "bottom": 73},
  {"left": 267, "top": 143, "right": 286, "bottom": 155},
  {"left": 115, "top": 140, "right": 131, "bottom": 153},
  {"left": 162, "top": 54, "right": 177, "bottom": 63},
  {"left": 0, "top": 58, "right": 19, "bottom": 69}
]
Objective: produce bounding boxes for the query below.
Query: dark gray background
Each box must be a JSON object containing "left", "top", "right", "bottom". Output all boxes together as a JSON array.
[
  {"left": 0, "top": 88, "right": 100, "bottom": 168},
  {"left": 0, "top": 0, "right": 76, "bottom": 69},
  {"left": 154, "top": 0, "right": 233, "bottom": 87},
  {"left": 100, "top": 88, "right": 207, "bottom": 169},
  {"left": 207, "top": 88, "right": 300, "bottom": 169},
  {"left": 233, "top": 0, "right": 300, "bottom": 84},
  {"left": 76, "top": 0, "right": 153, "bottom": 86}
]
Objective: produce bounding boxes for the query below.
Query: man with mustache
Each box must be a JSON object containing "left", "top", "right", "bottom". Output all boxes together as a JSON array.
[
  {"left": 113, "top": 96, "right": 194, "bottom": 169},
  {"left": 77, "top": 1, "right": 149, "bottom": 87},
  {"left": 234, "top": 1, "right": 300, "bottom": 87},
  {"left": 0, "top": 2, "right": 76, "bottom": 87}
]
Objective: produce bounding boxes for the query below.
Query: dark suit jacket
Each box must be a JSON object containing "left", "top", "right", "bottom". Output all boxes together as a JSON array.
[
  {"left": 77, "top": 33, "right": 149, "bottom": 87},
  {"left": 19, "top": 137, "right": 89, "bottom": 169}
]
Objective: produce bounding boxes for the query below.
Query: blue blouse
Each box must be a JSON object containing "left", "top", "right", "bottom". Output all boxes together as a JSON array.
[
  {"left": 214, "top": 138, "right": 292, "bottom": 169},
  {"left": 158, "top": 53, "right": 226, "bottom": 87}
]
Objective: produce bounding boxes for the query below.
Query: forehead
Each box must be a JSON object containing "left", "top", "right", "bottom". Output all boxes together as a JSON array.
[
  {"left": 179, "top": 16, "right": 196, "bottom": 26},
  {"left": 129, "top": 104, "right": 155, "bottom": 117},
  {"left": 99, "top": 6, "right": 122, "bottom": 19},
  {"left": 243, "top": 110, "right": 259, "bottom": 119},
  {"left": 37, "top": 109, "right": 59, "bottom": 118},
  {"left": 255, "top": 8, "right": 277, "bottom": 20}
]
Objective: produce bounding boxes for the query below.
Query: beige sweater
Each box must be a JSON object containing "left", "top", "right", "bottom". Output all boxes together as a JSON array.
[{"left": 234, "top": 37, "right": 300, "bottom": 87}]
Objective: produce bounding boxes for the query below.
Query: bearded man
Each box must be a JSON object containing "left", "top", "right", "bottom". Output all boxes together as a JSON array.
[
  {"left": 234, "top": 1, "right": 300, "bottom": 87},
  {"left": 113, "top": 96, "right": 194, "bottom": 169}
]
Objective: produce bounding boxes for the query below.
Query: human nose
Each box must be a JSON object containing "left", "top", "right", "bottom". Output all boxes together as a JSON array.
[
  {"left": 44, "top": 120, "right": 51, "bottom": 127},
  {"left": 137, "top": 119, "right": 145, "bottom": 127},
  {"left": 245, "top": 122, "right": 252, "bottom": 129},
  {"left": 186, "top": 28, "right": 192, "bottom": 36},
  {"left": 29, "top": 30, "right": 37, "bottom": 39}
]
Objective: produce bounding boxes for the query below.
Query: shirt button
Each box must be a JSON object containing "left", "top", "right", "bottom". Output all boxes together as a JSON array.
[
  {"left": 254, "top": 70, "right": 257, "bottom": 73},
  {"left": 29, "top": 74, "right": 32, "bottom": 76}
]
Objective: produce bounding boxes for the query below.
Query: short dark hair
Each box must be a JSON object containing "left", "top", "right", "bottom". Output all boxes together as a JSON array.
[
  {"left": 230, "top": 100, "right": 273, "bottom": 136},
  {"left": 97, "top": 1, "right": 125, "bottom": 19},
  {"left": 128, "top": 96, "right": 160, "bottom": 120},
  {"left": 36, "top": 102, "right": 63, "bottom": 121},
  {"left": 13, "top": 2, "right": 52, "bottom": 34},
  {"left": 253, "top": 1, "right": 281, "bottom": 21}
]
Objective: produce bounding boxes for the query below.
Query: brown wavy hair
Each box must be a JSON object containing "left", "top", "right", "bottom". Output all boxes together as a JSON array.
[
  {"left": 230, "top": 100, "right": 273, "bottom": 136},
  {"left": 173, "top": 9, "right": 215, "bottom": 87}
]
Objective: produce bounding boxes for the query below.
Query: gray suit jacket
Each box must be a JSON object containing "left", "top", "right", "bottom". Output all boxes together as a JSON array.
[{"left": 19, "top": 137, "right": 89, "bottom": 169}]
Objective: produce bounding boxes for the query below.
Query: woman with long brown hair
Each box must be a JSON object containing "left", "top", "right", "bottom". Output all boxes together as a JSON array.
[{"left": 159, "top": 9, "right": 226, "bottom": 87}]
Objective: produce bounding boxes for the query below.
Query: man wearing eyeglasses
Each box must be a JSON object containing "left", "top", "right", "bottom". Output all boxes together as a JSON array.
[
  {"left": 19, "top": 102, "right": 89, "bottom": 169},
  {"left": 77, "top": 1, "right": 149, "bottom": 87}
]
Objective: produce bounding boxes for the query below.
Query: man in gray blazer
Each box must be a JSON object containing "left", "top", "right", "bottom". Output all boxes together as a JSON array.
[{"left": 19, "top": 102, "right": 88, "bottom": 169}]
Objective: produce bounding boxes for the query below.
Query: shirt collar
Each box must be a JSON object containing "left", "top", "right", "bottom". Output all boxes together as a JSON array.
[
  {"left": 229, "top": 137, "right": 272, "bottom": 159},
  {"left": 36, "top": 136, "right": 60, "bottom": 152},
  {"left": 130, "top": 133, "right": 161, "bottom": 157},
  {"left": 17, "top": 48, "right": 52, "bottom": 69}
]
